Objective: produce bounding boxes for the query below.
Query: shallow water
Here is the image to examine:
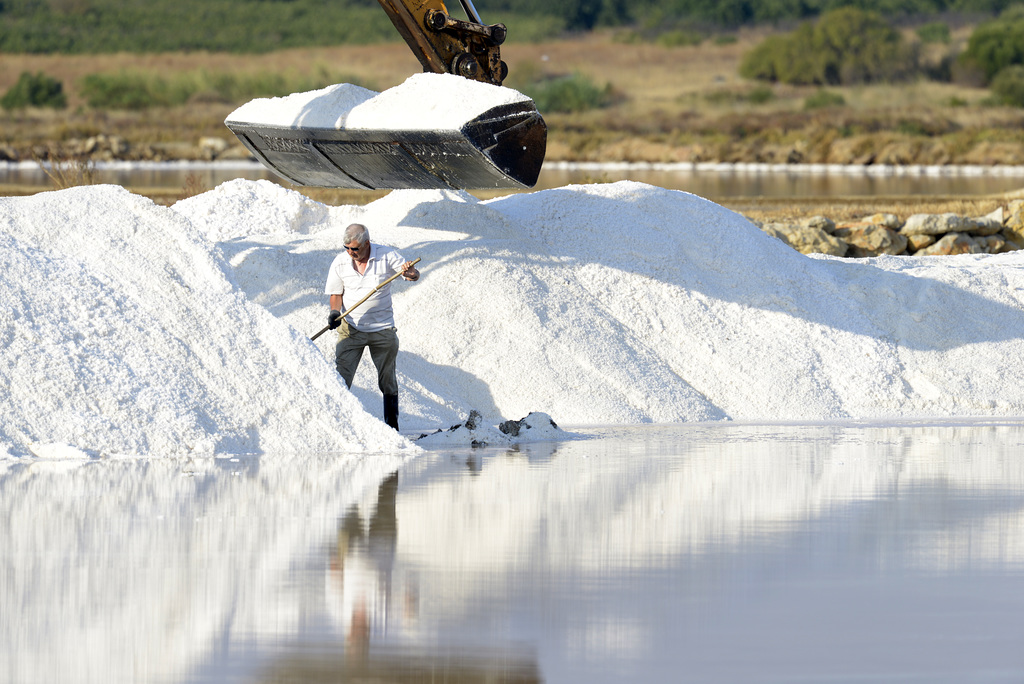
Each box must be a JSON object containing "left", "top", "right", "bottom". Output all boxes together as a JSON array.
[
  {"left": 4, "top": 421, "right": 1024, "bottom": 683},
  {"left": 4, "top": 160, "right": 1024, "bottom": 199}
]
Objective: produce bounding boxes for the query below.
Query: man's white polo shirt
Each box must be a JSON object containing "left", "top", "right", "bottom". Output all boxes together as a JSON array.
[{"left": 324, "top": 243, "right": 407, "bottom": 332}]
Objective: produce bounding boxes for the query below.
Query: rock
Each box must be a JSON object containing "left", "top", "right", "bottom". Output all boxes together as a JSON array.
[
  {"left": 866, "top": 213, "right": 902, "bottom": 229},
  {"left": 976, "top": 235, "right": 1007, "bottom": 253},
  {"left": 906, "top": 234, "right": 937, "bottom": 252},
  {"left": 462, "top": 409, "right": 483, "bottom": 431},
  {"left": 108, "top": 136, "right": 128, "bottom": 157},
  {"left": 216, "top": 145, "right": 256, "bottom": 161},
  {"left": 802, "top": 215, "right": 835, "bottom": 232},
  {"left": 917, "top": 140, "right": 952, "bottom": 165},
  {"left": 0, "top": 145, "right": 17, "bottom": 161},
  {"left": 82, "top": 136, "right": 99, "bottom": 154},
  {"left": 913, "top": 232, "right": 984, "bottom": 256},
  {"left": 901, "top": 212, "right": 969, "bottom": 236},
  {"left": 834, "top": 223, "right": 908, "bottom": 257},
  {"left": 199, "top": 136, "right": 230, "bottom": 160},
  {"left": 149, "top": 141, "right": 196, "bottom": 161},
  {"left": 1005, "top": 200, "right": 1024, "bottom": 247},
  {"left": 962, "top": 141, "right": 1024, "bottom": 165},
  {"left": 755, "top": 207, "right": 1022, "bottom": 258},
  {"left": 874, "top": 140, "right": 919, "bottom": 165},
  {"left": 966, "top": 207, "right": 1003, "bottom": 236},
  {"left": 824, "top": 136, "right": 876, "bottom": 165},
  {"left": 497, "top": 411, "right": 561, "bottom": 438},
  {"left": 499, "top": 411, "right": 559, "bottom": 437},
  {"left": 762, "top": 222, "right": 847, "bottom": 257}
]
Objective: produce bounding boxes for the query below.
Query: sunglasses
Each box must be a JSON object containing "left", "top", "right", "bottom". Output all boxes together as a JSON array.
[{"left": 344, "top": 244, "right": 362, "bottom": 252}]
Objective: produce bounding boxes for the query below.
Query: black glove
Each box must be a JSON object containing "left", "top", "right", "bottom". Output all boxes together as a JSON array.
[{"left": 327, "top": 309, "right": 342, "bottom": 330}]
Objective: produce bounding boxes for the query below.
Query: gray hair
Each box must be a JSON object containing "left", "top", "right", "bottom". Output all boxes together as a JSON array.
[{"left": 344, "top": 223, "right": 369, "bottom": 245}]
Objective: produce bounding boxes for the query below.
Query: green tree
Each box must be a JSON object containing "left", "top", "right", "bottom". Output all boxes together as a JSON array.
[
  {"left": 961, "top": 13, "right": 1024, "bottom": 83},
  {"left": 1, "top": 71, "right": 66, "bottom": 109},
  {"left": 990, "top": 63, "right": 1024, "bottom": 105},
  {"left": 740, "top": 7, "right": 917, "bottom": 85}
]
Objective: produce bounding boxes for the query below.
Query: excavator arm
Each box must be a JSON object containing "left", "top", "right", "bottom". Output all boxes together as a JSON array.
[
  {"left": 224, "top": 0, "right": 546, "bottom": 190},
  {"left": 378, "top": 0, "right": 508, "bottom": 85}
]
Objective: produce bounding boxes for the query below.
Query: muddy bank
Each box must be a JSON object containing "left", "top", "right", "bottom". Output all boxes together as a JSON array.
[{"left": 7, "top": 129, "right": 1024, "bottom": 169}]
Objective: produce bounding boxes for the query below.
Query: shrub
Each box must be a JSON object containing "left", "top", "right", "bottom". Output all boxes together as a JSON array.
[
  {"left": 34, "top": 145, "right": 95, "bottom": 189},
  {"left": 747, "top": 85, "right": 775, "bottom": 104},
  {"left": 1000, "top": 4, "right": 1024, "bottom": 21},
  {"left": 524, "top": 73, "right": 612, "bottom": 113},
  {"left": 804, "top": 89, "right": 845, "bottom": 110},
  {"left": 961, "top": 16, "right": 1024, "bottom": 84},
  {"left": 740, "top": 8, "right": 917, "bottom": 86},
  {"left": 0, "top": 1, "right": 397, "bottom": 53},
  {"left": 991, "top": 65, "right": 1024, "bottom": 107},
  {"left": 78, "top": 68, "right": 360, "bottom": 110},
  {"left": 704, "top": 86, "right": 775, "bottom": 105},
  {"left": 1, "top": 71, "right": 67, "bottom": 110},
  {"left": 79, "top": 72, "right": 174, "bottom": 109},
  {"left": 655, "top": 29, "right": 703, "bottom": 47},
  {"left": 916, "top": 22, "right": 950, "bottom": 44},
  {"left": 739, "top": 35, "right": 790, "bottom": 82}
]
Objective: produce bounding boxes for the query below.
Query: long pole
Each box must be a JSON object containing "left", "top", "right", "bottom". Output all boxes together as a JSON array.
[{"left": 311, "top": 258, "right": 421, "bottom": 341}]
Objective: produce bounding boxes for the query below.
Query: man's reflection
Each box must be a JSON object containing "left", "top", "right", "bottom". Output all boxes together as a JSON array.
[
  {"left": 328, "top": 472, "right": 417, "bottom": 658},
  {"left": 264, "top": 470, "right": 541, "bottom": 683}
]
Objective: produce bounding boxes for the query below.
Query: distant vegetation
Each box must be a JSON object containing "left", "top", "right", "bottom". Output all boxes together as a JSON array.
[
  {"left": 1, "top": 71, "right": 66, "bottom": 109},
  {"left": 739, "top": 8, "right": 918, "bottom": 85},
  {"left": 512, "top": 72, "right": 614, "bottom": 112},
  {"left": 729, "top": 4, "right": 1024, "bottom": 107},
  {"left": 76, "top": 68, "right": 366, "bottom": 109},
  {"left": 960, "top": 7, "right": 1024, "bottom": 83},
  {"left": 0, "top": 0, "right": 396, "bottom": 53},
  {"left": 1, "top": 0, "right": 1024, "bottom": 53},
  {"left": 6, "top": 0, "right": 1024, "bottom": 114}
]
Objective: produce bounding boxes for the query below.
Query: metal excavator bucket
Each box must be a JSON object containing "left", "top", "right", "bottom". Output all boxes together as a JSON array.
[
  {"left": 225, "top": 0, "right": 546, "bottom": 190},
  {"left": 225, "top": 94, "right": 546, "bottom": 190}
]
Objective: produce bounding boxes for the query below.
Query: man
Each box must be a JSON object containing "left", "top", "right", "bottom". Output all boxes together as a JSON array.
[{"left": 325, "top": 223, "right": 419, "bottom": 431}]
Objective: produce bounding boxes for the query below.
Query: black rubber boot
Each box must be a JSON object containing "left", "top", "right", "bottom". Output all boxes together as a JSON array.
[{"left": 383, "top": 394, "right": 399, "bottom": 431}]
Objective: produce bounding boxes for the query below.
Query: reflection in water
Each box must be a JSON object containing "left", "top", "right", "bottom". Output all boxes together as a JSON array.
[
  {"left": 538, "top": 164, "right": 1024, "bottom": 199},
  {"left": 4, "top": 160, "right": 1024, "bottom": 198},
  {"left": 382, "top": 422, "right": 1024, "bottom": 683},
  {"left": 3, "top": 422, "right": 1024, "bottom": 683},
  {"left": 329, "top": 473, "right": 403, "bottom": 659},
  {"left": 259, "top": 472, "right": 541, "bottom": 682}
]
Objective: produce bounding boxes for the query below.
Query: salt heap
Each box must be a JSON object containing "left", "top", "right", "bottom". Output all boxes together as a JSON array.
[
  {"left": 0, "top": 185, "right": 411, "bottom": 458},
  {"left": 176, "top": 179, "right": 1024, "bottom": 428},
  {"left": 5, "top": 177, "right": 1024, "bottom": 459},
  {"left": 226, "top": 72, "right": 531, "bottom": 131}
]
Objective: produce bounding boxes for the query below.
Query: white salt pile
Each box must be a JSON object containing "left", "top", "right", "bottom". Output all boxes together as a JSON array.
[
  {"left": 226, "top": 73, "right": 531, "bottom": 131},
  {"left": 5, "top": 177, "right": 1024, "bottom": 458},
  {"left": 0, "top": 185, "right": 410, "bottom": 458},
  {"left": 174, "top": 179, "right": 1024, "bottom": 427}
]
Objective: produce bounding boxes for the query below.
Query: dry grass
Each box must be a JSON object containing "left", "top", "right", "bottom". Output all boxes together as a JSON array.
[
  {"left": 728, "top": 196, "right": 1009, "bottom": 223},
  {"left": 5, "top": 30, "right": 1024, "bottom": 217},
  {"left": 177, "top": 172, "right": 208, "bottom": 202},
  {"left": 0, "top": 45, "right": 421, "bottom": 109},
  {"left": 33, "top": 144, "right": 95, "bottom": 189},
  {"left": 4, "top": 32, "right": 1024, "bottom": 158}
]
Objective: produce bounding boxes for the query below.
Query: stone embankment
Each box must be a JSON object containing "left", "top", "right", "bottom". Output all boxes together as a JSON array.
[
  {"left": 0, "top": 134, "right": 252, "bottom": 163},
  {"left": 754, "top": 200, "right": 1024, "bottom": 258}
]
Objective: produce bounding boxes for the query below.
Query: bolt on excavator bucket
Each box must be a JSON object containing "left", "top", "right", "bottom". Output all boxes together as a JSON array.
[{"left": 225, "top": 74, "right": 547, "bottom": 191}]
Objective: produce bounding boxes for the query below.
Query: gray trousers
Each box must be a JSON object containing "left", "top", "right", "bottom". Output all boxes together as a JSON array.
[{"left": 335, "top": 321, "right": 399, "bottom": 395}]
